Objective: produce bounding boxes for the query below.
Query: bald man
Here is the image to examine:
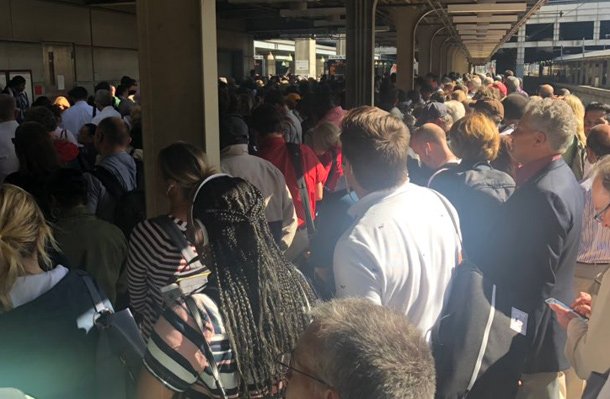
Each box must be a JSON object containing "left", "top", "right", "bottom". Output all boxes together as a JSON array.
[
  {"left": 410, "top": 123, "right": 460, "bottom": 186},
  {"left": 538, "top": 84, "right": 555, "bottom": 99}
]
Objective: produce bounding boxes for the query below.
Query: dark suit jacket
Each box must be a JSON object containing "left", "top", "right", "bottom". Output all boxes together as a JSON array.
[{"left": 478, "top": 158, "right": 584, "bottom": 373}]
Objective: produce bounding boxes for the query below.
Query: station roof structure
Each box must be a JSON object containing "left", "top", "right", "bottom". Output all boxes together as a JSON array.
[{"left": 86, "top": 0, "right": 546, "bottom": 64}]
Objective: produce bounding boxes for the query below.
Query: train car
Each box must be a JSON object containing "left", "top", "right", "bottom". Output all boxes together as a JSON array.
[{"left": 538, "top": 49, "right": 610, "bottom": 88}]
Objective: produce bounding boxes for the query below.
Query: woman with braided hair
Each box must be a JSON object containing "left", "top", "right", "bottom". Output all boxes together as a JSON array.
[{"left": 138, "top": 175, "right": 316, "bottom": 399}]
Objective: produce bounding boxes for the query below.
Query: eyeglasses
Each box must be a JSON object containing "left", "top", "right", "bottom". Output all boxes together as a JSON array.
[
  {"left": 594, "top": 201, "right": 610, "bottom": 223},
  {"left": 276, "top": 353, "right": 332, "bottom": 388}
]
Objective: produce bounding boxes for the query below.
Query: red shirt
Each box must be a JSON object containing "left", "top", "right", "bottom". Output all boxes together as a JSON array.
[
  {"left": 317, "top": 145, "right": 344, "bottom": 192},
  {"left": 258, "top": 136, "right": 328, "bottom": 227}
]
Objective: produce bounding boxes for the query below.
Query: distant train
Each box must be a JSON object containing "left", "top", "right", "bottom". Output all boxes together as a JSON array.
[{"left": 527, "top": 49, "right": 610, "bottom": 89}]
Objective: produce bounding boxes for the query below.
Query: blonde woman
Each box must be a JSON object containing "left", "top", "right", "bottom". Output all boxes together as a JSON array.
[
  {"left": 310, "top": 121, "right": 345, "bottom": 193},
  {"left": 0, "top": 184, "right": 99, "bottom": 399},
  {"left": 562, "top": 94, "right": 588, "bottom": 180}
]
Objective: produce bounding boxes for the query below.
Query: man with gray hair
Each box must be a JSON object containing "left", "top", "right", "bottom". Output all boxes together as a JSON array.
[
  {"left": 477, "top": 98, "right": 583, "bottom": 398},
  {"left": 506, "top": 75, "right": 529, "bottom": 97},
  {"left": 284, "top": 298, "right": 436, "bottom": 399},
  {"left": 91, "top": 89, "right": 121, "bottom": 125}
]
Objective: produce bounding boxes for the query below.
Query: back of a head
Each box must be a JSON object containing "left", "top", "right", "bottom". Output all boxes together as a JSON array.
[
  {"left": 312, "top": 121, "right": 341, "bottom": 154},
  {"left": 191, "top": 175, "right": 314, "bottom": 395},
  {"left": 563, "top": 94, "right": 586, "bottom": 142},
  {"left": 445, "top": 100, "right": 466, "bottom": 124},
  {"left": 159, "top": 142, "right": 214, "bottom": 198},
  {"left": 264, "top": 90, "right": 286, "bottom": 107},
  {"left": 0, "top": 94, "right": 16, "bottom": 122},
  {"left": 68, "top": 86, "right": 88, "bottom": 102},
  {"left": 587, "top": 124, "right": 610, "bottom": 158},
  {"left": 586, "top": 102, "right": 610, "bottom": 116},
  {"left": 220, "top": 114, "right": 249, "bottom": 149},
  {"left": 94, "top": 81, "right": 111, "bottom": 93},
  {"left": 14, "top": 122, "right": 60, "bottom": 174},
  {"left": 251, "top": 103, "right": 282, "bottom": 136},
  {"left": 473, "top": 98, "right": 504, "bottom": 125},
  {"left": 94, "top": 89, "right": 113, "bottom": 108},
  {"left": 308, "top": 298, "right": 435, "bottom": 399},
  {"left": 502, "top": 94, "right": 529, "bottom": 122},
  {"left": 97, "top": 117, "right": 130, "bottom": 148},
  {"left": 24, "top": 106, "right": 57, "bottom": 132},
  {"left": 506, "top": 76, "right": 520, "bottom": 92},
  {"left": 0, "top": 184, "right": 55, "bottom": 311},
  {"left": 413, "top": 122, "right": 448, "bottom": 147},
  {"left": 451, "top": 90, "right": 467, "bottom": 103},
  {"left": 48, "top": 168, "right": 88, "bottom": 209},
  {"left": 538, "top": 84, "right": 554, "bottom": 99},
  {"left": 341, "top": 106, "right": 410, "bottom": 192},
  {"left": 524, "top": 97, "right": 576, "bottom": 154},
  {"left": 449, "top": 113, "right": 500, "bottom": 162}
]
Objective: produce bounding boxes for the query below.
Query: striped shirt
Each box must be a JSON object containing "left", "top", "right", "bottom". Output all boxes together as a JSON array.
[
  {"left": 577, "top": 177, "right": 610, "bottom": 264},
  {"left": 127, "top": 216, "right": 202, "bottom": 340},
  {"left": 144, "top": 294, "right": 274, "bottom": 398}
]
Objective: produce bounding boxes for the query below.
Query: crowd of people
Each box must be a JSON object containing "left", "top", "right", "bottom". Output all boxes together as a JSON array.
[{"left": 0, "top": 68, "right": 609, "bottom": 399}]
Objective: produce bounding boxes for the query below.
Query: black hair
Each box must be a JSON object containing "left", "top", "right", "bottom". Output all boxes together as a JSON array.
[
  {"left": 586, "top": 102, "right": 610, "bottom": 115},
  {"left": 48, "top": 168, "right": 88, "bottom": 209},
  {"left": 264, "top": 90, "right": 285, "bottom": 107},
  {"left": 68, "top": 86, "right": 89, "bottom": 101},
  {"left": 120, "top": 76, "right": 136, "bottom": 87},
  {"left": 250, "top": 103, "right": 282, "bottom": 136},
  {"left": 9, "top": 76, "right": 26, "bottom": 87},
  {"left": 14, "top": 122, "right": 60, "bottom": 175},
  {"left": 192, "top": 176, "right": 315, "bottom": 397},
  {"left": 32, "top": 96, "right": 51, "bottom": 107},
  {"left": 24, "top": 106, "right": 57, "bottom": 132},
  {"left": 81, "top": 123, "right": 97, "bottom": 137},
  {"left": 587, "top": 127, "right": 610, "bottom": 157},
  {"left": 94, "top": 81, "right": 111, "bottom": 93}
]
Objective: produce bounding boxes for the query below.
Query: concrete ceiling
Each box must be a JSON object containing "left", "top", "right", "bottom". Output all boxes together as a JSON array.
[{"left": 84, "top": 0, "right": 547, "bottom": 63}]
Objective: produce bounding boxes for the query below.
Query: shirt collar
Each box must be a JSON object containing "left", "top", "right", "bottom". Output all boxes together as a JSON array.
[
  {"left": 515, "top": 154, "right": 562, "bottom": 186},
  {"left": 348, "top": 180, "right": 411, "bottom": 219},
  {"left": 221, "top": 144, "right": 249, "bottom": 156}
]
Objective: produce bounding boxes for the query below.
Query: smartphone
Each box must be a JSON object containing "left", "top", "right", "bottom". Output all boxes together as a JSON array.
[{"left": 545, "top": 297, "right": 588, "bottom": 321}]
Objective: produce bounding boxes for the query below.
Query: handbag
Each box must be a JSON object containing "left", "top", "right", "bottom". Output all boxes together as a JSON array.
[{"left": 80, "top": 272, "right": 146, "bottom": 399}]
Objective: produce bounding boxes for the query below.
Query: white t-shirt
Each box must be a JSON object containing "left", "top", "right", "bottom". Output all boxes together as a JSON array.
[
  {"left": 61, "top": 100, "right": 93, "bottom": 138},
  {"left": 91, "top": 106, "right": 121, "bottom": 125},
  {"left": 9, "top": 266, "right": 69, "bottom": 309},
  {"left": 334, "top": 182, "right": 461, "bottom": 339}
]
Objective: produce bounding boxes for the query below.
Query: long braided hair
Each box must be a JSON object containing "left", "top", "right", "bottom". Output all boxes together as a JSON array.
[{"left": 191, "top": 176, "right": 315, "bottom": 397}]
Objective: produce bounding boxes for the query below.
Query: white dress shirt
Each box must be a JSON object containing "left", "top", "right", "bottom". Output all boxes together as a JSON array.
[
  {"left": 334, "top": 181, "right": 461, "bottom": 338},
  {"left": 0, "top": 120, "right": 19, "bottom": 182},
  {"left": 91, "top": 106, "right": 121, "bottom": 126},
  {"left": 61, "top": 100, "right": 93, "bottom": 137},
  {"left": 221, "top": 144, "right": 297, "bottom": 249}
]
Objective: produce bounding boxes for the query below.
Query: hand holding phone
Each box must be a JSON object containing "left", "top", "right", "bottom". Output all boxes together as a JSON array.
[{"left": 546, "top": 297, "right": 588, "bottom": 323}]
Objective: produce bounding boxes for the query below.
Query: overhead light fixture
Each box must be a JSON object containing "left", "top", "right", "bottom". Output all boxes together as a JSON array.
[
  {"left": 280, "top": 7, "right": 345, "bottom": 18},
  {"left": 453, "top": 15, "right": 518, "bottom": 23},
  {"left": 457, "top": 24, "right": 512, "bottom": 30},
  {"left": 448, "top": 3, "right": 526, "bottom": 13}
]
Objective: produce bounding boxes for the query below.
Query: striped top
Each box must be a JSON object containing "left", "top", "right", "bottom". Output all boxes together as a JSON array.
[
  {"left": 127, "top": 216, "right": 201, "bottom": 340},
  {"left": 577, "top": 177, "right": 610, "bottom": 264},
  {"left": 144, "top": 293, "right": 276, "bottom": 398}
]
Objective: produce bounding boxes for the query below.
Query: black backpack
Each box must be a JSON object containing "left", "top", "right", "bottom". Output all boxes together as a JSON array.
[
  {"left": 431, "top": 192, "right": 527, "bottom": 399},
  {"left": 92, "top": 165, "right": 146, "bottom": 238}
]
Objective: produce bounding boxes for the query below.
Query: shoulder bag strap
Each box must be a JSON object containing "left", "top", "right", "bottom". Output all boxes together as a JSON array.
[
  {"left": 184, "top": 296, "right": 228, "bottom": 399},
  {"left": 286, "top": 142, "right": 316, "bottom": 237},
  {"left": 152, "top": 215, "right": 204, "bottom": 271},
  {"left": 81, "top": 273, "right": 112, "bottom": 315},
  {"left": 92, "top": 166, "right": 125, "bottom": 199}
]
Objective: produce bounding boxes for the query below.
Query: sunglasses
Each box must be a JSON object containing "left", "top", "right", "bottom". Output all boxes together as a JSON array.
[
  {"left": 594, "top": 201, "right": 610, "bottom": 224},
  {"left": 276, "top": 353, "right": 332, "bottom": 388}
]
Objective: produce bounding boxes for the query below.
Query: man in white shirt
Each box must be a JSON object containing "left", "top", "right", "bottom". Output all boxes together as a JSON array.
[
  {"left": 219, "top": 114, "right": 297, "bottom": 250},
  {"left": 62, "top": 87, "right": 93, "bottom": 138},
  {"left": 334, "top": 106, "right": 461, "bottom": 338},
  {"left": 0, "top": 94, "right": 19, "bottom": 182},
  {"left": 91, "top": 89, "right": 121, "bottom": 126}
]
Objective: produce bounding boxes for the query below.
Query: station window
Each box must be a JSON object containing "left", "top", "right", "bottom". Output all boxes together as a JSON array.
[
  {"left": 559, "top": 21, "right": 594, "bottom": 41},
  {"left": 601, "top": 21, "right": 610, "bottom": 40},
  {"left": 526, "top": 23, "right": 554, "bottom": 41}
]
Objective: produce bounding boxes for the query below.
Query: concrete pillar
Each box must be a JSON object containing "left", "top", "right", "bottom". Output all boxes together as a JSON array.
[
  {"left": 295, "top": 38, "right": 317, "bottom": 77},
  {"left": 393, "top": 7, "right": 423, "bottom": 92},
  {"left": 416, "top": 25, "right": 439, "bottom": 78},
  {"left": 266, "top": 52, "right": 276, "bottom": 76},
  {"left": 516, "top": 25, "right": 526, "bottom": 77},
  {"left": 454, "top": 49, "right": 469, "bottom": 74},
  {"left": 336, "top": 35, "right": 347, "bottom": 56},
  {"left": 137, "top": 0, "right": 220, "bottom": 217},
  {"left": 594, "top": 20, "right": 601, "bottom": 42},
  {"left": 346, "top": 0, "right": 377, "bottom": 107}
]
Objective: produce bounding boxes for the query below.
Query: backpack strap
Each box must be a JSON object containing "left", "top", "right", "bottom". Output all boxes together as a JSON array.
[
  {"left": 151, "top": 215, "right": 204, "bottom": 272},
  {"left": 286, "top": 142, "right": 316, "bottom": 237},
  {"left": 184, "top": 296, "right": 228, "bottom": 399},
  {"left": 80, "top": 272, "right": 112, "bottom": 315},
  {"left": 92, "top": 166, "right": 125, "bottom": 199}
]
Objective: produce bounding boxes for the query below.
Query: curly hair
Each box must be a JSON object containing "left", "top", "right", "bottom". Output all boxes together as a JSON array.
[
  {"left": 192, "top": 176, "right": 315, "bottom": 397},
  {"left": 448, "top": 113, "right": 500, "bottom": 161}
]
